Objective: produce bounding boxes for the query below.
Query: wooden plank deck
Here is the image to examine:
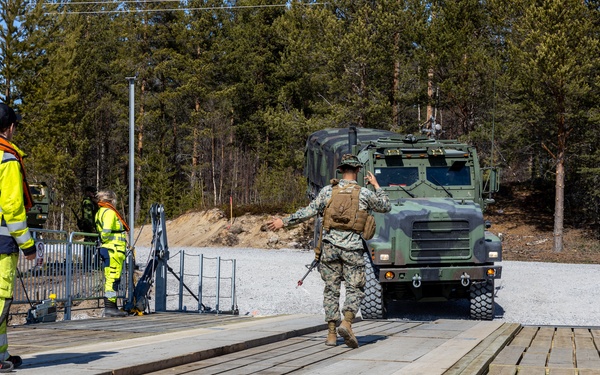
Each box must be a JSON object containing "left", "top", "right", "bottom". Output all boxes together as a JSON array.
[
  {"left": 5, "top": 313, "right": 518, "bottom": 375},
  {"left": 489, "top": 326, "right": 600, "bottom": 375},
  {"left": 145, "top": 318, "right": 511, "bottom": 375},
  {"left": 10, "top": 313, "right": 600, "bottom": 375}
]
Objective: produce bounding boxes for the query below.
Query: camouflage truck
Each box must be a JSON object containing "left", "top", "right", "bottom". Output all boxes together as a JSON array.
[{"left": 305, "top": 127, "right": 502, "bottom": 320}]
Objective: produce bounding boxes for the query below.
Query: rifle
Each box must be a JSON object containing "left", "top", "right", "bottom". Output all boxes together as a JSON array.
[
  {"left": 297, "top": 219, "right": 323, "bottom": 287},
  {"left": 297, "top": 259, "right": 319, "bottom": 287}
]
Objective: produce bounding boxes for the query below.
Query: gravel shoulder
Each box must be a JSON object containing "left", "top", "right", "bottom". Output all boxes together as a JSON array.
[{"left": 136, "top": 246, "right": 600, "bottom": 327}]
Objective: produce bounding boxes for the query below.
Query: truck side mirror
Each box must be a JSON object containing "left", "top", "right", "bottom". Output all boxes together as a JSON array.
[{"left": 483, "top": 167, "right": 500, "bottom": 194}]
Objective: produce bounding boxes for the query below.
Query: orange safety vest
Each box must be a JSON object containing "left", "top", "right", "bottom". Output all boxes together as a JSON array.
[{"left": 97, "top": 201, "right": 130, "bottom": 232}]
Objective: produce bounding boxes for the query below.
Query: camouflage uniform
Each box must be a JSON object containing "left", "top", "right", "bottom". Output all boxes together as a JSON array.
[{"left": 283, "top": 179, "right": 391, "bottom": 321}]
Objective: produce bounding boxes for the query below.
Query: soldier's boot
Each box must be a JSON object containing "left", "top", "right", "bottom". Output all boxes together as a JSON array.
[
  {"left": 104, "top": 298, "right": 127, "bottom": 317},
  {"left": 325, "top": 321, "right": 337, "bottom": 346},
  {"left": 337, "top": 311, "right": 359, "bottom": 348}
]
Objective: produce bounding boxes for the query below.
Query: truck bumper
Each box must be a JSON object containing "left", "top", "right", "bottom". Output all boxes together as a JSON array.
[{"left": 377, "top": 264, "right": 502, "bottom": 283}]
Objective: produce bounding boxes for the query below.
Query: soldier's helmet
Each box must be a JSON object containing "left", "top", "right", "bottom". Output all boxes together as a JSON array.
[{"left": 338, "top": 154, "right": 363, "bottom": 168}]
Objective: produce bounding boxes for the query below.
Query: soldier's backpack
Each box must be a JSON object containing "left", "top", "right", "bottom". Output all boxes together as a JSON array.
[{"left": 323, "top": 180, "right": 375, "bottom": 240}]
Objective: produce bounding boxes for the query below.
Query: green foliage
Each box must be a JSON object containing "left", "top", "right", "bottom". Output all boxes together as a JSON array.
[
  {"left": 254, "top": 163, "right": 308, "bottom": 212},
  {"left": 1, "top": 0, "right": 599, "bottom": 237}
]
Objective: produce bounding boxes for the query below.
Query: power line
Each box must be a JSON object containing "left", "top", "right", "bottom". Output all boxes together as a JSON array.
[{"left": 42, "top": 2, "right": 326, "bottom": 15}]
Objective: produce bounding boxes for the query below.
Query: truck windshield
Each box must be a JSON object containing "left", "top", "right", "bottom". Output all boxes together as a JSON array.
[
  {"left": 374, "top": 167, "right": 419, "bottom": 187},
  {"left": 426, "top": 166, "right": 471, "bottom": 186}
]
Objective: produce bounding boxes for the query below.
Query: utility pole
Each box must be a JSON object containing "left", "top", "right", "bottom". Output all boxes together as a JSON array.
[{"left": 126, "top": 76, "right": 136, "bottom": 305}]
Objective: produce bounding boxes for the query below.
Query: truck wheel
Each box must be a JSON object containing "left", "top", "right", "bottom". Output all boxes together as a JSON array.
[
  {"left": 360, "top": 252, "right": 385, "bottom": 319},
  {"left": 469, "top": 280, "right": 495, "bottom": 320}
]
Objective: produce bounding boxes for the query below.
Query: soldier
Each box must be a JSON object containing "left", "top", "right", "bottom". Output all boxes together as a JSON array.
[
  {"left": 268, "top": 154, "right": 391, "bottom": 348},
  {"left": 95, "top": 190, "right": 128, "bottom": 317},
  {"left": 79, "top": 186, "right": 98, "bottom": 234},
  {"left": 0, "top": 103, "right": 37, "bottom": 371},
  {"left": 79, "top": 186, "right": 98, "bottom": 270}
]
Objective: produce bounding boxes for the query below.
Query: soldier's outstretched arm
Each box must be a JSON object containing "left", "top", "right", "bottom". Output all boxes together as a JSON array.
[{"left": 267, "top": 186, "right": 330, "bottom": 230}]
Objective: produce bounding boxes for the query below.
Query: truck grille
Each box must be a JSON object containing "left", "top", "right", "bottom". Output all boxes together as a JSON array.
[{"left": 410, "top": 220, "right": 471, "bottom": 260}]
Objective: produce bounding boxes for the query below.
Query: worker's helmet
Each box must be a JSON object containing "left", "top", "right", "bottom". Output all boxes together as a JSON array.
[{"left": 338, "top": 154, "right": 362, "bottom": 168}]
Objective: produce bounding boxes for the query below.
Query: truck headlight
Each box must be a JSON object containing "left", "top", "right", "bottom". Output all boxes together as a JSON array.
[
  {"left": 488, "top": 251, "right": 498, "bottom": 259},
  {"left": 380, "top": 254, "right": 389, "bottom": 261}
]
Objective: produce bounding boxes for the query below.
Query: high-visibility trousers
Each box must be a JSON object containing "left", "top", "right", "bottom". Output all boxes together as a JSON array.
[{"left": 0, "top": 253, "right": 18, "bottom": 359}]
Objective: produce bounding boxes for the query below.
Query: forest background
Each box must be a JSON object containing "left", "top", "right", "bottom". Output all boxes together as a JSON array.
[{"left": 1, "top": 0, "right": 599, "bottom": 248}]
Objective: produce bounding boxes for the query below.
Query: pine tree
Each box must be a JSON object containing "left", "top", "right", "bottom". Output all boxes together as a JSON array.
[{"left": 509, "top": 0, "right": 599, "bottom": 251}]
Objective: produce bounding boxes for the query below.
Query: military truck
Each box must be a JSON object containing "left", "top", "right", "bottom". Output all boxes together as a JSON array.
[
  {"left": 305, "top": 127, "right": 502, "bottom": 320},
  {"left": 27, "top": 183, "right": 51, "bottom": 229}
]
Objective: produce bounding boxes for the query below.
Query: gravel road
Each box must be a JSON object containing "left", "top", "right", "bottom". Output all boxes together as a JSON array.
[{"left": 136, "top": 246, "right": 600, "bottom": 327}]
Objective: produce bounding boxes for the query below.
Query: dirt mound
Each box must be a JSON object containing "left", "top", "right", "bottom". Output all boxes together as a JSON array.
[{"left": 134, "top": 208, "right": 314, "bottom": 250}]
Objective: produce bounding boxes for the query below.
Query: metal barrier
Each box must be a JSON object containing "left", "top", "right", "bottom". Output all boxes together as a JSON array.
[
  {"left": 13, "top": 227, "right": 238, "bottom": 320},
  {"left": 166, "top": 250, "right": 238, "bottom": 315},
  {"left": 15, "top": 229, "right": 128, "bottom": 320}
]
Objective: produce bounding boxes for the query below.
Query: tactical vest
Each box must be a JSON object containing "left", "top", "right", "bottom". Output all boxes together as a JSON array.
[{"left": 322, "top": 181, "right": 376, "bottom": 240}]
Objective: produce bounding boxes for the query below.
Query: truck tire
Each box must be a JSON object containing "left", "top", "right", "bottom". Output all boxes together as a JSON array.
[
  {"left": 469, "top": 280, "right": 495, "bottom": 320},
  {"left": 360, "top": 252, "right": 385, "bottom": 319}
]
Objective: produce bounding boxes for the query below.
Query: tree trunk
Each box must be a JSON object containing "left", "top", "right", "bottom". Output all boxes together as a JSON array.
[
  {"left": 392, "top": 32, "right": 400, "bottom": 129},
  {"left": 427, "top": 68, "right": 434, "bottom": 123},
  {"left": 191, "top": 99, "right": 200, "bottom": 189},
  {"left": 211, "top": 123, "right": 217, "bottom": 206},
  {"left": 553, "top": 110, "right": 566, "bottom": 253},
  {"left": 553, "top": 158, "right": 564, "bottom": 252}
]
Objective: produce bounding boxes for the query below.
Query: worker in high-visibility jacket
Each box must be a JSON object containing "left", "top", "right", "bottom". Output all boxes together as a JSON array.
[
  {"left": 95, "top": 190, "right": 128, "bottom": 317},
  {"left": 0, "top": 103, "right": 37, "bottom": 372}
]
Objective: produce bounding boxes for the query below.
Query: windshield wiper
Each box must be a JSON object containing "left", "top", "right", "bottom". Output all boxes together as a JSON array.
[
  {"left": 389, "top": 183, "right": 416, "bottom": 198},
  {"left": 428, "top": 176, "right": 453, "bottom": 198}
]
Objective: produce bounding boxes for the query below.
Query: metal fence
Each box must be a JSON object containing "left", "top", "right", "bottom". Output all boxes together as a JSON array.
[
  {"left": 166, "top": 250, "right": 238, "bottom": 314},
  {"left": 15, "top": 229, "right": 128, "bottom": 320},
  {"left": 13, "top": 227, "right": 238, "bottom": 320}
]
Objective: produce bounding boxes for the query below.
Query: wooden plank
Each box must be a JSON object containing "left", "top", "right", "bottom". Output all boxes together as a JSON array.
[
  {"left": 528, "top": 327, "right": 554, "bottom": 353},
  {"left": 445, "top": 322, "right": 521, "bottom": 375},
  {"left": 515, "top": 365, "right": 547, "bottom": 374},
  {"left": 519, "top": 352, "right": 548, "bottom": 367},
  {"left": 490, "top": 346, "right": 527, "bottom": 365},
  {"left": 576, "top": 348, "right": 600, "bottom": 369},
  {"left": 510, "top": 326, "right": 537, "bottom": 347},
  {"left": 590, "top": 329, "right": 600, "bottom": 343},
  {"left": 574, "top": 329, "right": 596, "bottom": 350},
  {"left": 487, "top": 364, "right": 518, "bottom": 375},
  {"left": 547, "top": 369, "right": 577, "bottom": 375},
  {"left": 547, "top": 348, "right": 574, "bottom": 367},
  {"left": 553, "top": 328, "right": 573, "bottom": 349},
  {"left": 579, "top": 369, "right": 600, "bottom": 375}
]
